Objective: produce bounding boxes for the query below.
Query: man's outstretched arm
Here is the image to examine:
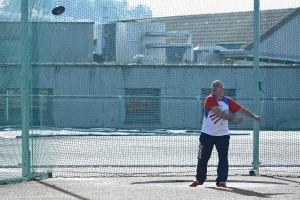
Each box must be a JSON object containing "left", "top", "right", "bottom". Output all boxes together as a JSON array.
[{"left": 238, "top": 106, "right": 261, "bottom": 122}]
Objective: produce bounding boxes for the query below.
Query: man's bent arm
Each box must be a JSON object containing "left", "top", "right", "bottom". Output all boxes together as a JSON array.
[{"left": 210, "top": 106, "right": 235, "bottom": 121}]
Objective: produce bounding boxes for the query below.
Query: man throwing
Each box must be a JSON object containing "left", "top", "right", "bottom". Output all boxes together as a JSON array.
[{"left": 189, "top": 80, "right": 261, "bottom": 187}]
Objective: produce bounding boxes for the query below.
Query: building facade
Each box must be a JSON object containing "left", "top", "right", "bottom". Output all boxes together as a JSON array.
[{"left": 1, "top": 64, "right": 299, "bottom": 130}]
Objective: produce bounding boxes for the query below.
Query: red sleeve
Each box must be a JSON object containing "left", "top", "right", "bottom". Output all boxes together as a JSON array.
[
  {"left": 227, "top": 97, "right": 241, "bottom": 113},
  {"left": 204, "top": 95, "right": 219, "bottom": 110}
]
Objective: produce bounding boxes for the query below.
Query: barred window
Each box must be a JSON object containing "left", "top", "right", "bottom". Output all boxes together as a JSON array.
[
  {"left": 124, "top": 88, "right": 160, "bottom": 124},
  {"left": 3, "top": 88, "right": 53, "bottom": 126}
]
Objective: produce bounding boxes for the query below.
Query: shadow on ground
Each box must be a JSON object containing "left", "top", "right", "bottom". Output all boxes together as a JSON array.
[
  {"left": 35, "top": 180, "right": 90, "bottom": 200},
  {"left": 131, "top": 179, "right": 292, "bottom": 198},
  {"left": 131, "top": 179, "right": 288, "bottom": 185},
  {"left": 207, "top": 187, "right": 291, "bottom": 198}
]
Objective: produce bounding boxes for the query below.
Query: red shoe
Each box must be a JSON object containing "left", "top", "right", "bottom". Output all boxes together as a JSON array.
[
  {"left": 189, "top": 180, "right": 203, "bottom": 187},
  {"left": 216, "top": 182, "right": 227, "bottom": 187}
]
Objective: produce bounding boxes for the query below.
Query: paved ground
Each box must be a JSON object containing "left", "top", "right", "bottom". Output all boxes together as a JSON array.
[{"left": 1, "top": 176, "right": 300, "bottom": 200}]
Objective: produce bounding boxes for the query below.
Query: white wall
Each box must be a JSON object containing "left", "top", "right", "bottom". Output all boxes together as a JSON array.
[{"left": 113, "top": 22, "right": 166, "bottom": 64}]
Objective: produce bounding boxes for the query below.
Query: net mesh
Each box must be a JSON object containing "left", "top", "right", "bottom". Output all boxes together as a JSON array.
[{"left": 1, "top": 0, "right": 300, "bottom": 184}]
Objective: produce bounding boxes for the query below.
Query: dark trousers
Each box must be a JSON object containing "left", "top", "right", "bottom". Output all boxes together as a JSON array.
[{"left": 195, "top": 132, "right": 230, "bottom": 183}]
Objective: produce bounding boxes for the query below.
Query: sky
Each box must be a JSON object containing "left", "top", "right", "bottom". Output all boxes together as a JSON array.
[
  {"left": 1, "top": 0, "right": 300, "bottom": 20},
  {"left": 126, "top": 0, "right": 300, "bottom": 17}
]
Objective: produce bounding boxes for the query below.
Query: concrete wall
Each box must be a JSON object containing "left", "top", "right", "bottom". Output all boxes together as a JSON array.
[
  {"left": 1, "top": 64, "right": 299, "bottom": 130},
  {"left": 0, "top": 22, "right": 94, "bottom": 63}
]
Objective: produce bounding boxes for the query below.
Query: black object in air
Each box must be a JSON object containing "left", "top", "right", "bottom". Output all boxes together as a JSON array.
[{"left": 52, "top": 6, "right": 65, "bottom": 15}]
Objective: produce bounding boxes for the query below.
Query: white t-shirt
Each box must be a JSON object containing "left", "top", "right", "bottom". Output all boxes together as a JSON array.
[{"left": 201, "top": 95, "right": 241, "bottom": 136}]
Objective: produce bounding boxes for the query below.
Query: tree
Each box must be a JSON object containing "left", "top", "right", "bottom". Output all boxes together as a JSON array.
[{"left": 127, "top": 4, "right": 152, "bottom": 19}]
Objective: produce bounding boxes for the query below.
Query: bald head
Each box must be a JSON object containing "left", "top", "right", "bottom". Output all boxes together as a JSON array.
[{"left": 212, "top": 80, "right": 225, "bottom": 88}]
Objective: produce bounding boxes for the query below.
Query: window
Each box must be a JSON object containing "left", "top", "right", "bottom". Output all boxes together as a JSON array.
[
  {"left": 125, "top": 88, "right": 160, "bottom": 124},
  {"left": 31, "top": 88, "right": 53, "bottom": 126},
  {"left": 0, "top": 89, "right": 7, "bottom": 124},
  {"left": 5, "top": 88, "right": 53, "bottom": 126}
]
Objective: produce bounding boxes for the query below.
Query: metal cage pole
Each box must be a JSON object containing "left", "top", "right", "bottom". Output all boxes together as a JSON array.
[
  {"left": 251, "top": 0, "right": 261, "bottom": 175},
  {"left": 21, "top": 0, "right": 32, "bottom": 179}
]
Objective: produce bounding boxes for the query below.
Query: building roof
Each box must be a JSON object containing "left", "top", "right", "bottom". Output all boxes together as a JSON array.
[{"left": 127, "top": 7, "right": 300, "bottom": 50}]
